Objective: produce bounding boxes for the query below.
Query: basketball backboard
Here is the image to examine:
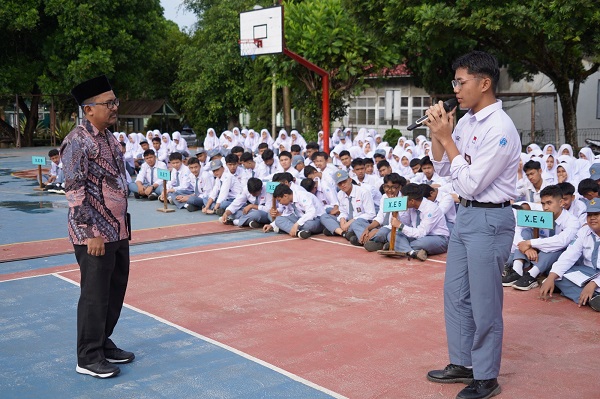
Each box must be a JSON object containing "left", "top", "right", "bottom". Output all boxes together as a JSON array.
[{"left": 239, "top": 5, "right": 283, "bottom": 57}]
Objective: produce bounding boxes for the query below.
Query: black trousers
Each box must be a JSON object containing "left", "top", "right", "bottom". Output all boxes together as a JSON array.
[{"left": 74, "top": 239, "right": 130, "bottom": 365}]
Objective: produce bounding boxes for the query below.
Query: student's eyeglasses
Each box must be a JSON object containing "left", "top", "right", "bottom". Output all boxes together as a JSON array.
[
  {"left": 383, "top": 185, "right": 400, "bottom": 191},
  {"left": 84, "top": 98, "right": 120, "bottom": 110},
  {"left": 451, "top": 78, "right": 479, "bottom": 89}
]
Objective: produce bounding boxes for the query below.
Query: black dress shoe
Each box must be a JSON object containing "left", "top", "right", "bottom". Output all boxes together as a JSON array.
[
  {"left": 427, "top": 364, "right": 474, "bottom": 384},
  {"left": 456, "top": 379, "right": 501, "bottom": 399},
  {"left": 104, "top": 347, "right": 135, "bottom": 364},
  {"left": 76, "top": 359, "right": 120, "bottom": 378},
  {"left": 187, "top": 204, "right": 200, "bottom": 212}
]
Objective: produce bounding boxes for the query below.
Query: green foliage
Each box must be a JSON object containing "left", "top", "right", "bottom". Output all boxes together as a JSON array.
[
  {"left": 383, "top": 128, "right": 402, "bottom": 147},
  {"left": 53, "top": 118, "right": 76, "bottom": 143},
  {"left": 302, "top": 130, "right": 319, "bottom": 144}
]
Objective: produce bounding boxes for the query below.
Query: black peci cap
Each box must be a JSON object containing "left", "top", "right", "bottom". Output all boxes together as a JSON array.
[{"left": 71, "top": 75, "right": 113, "bottom": 105}]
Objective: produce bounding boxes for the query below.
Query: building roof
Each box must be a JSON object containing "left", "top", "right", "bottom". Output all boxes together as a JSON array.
[
  {"left": 368, "top": 64, "right": 412, "bottom": 78},
  {"left": 117, "top": 100, "right": 178, "bottom": 118}
]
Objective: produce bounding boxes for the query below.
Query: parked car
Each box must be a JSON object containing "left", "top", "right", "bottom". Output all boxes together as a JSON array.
[{"left": 180, "top": 126, "right": 198, "bottom": 147}]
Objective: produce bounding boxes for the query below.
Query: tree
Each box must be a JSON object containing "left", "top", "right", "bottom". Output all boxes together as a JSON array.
[
  {"left": 0, "top": 0, "right": 173, "bottom": 146},
  {"left": 346, "top": 0, "right": 600, "bottom": 147}
]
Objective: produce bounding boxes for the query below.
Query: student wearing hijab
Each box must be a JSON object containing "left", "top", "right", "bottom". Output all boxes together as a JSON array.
[
  {"left": 543, "top": 144, "right": 556, "bottom": 156},
  {"left": 204, "top": 128, "right": 220, "bottom": 151},
  {"left": 171, "top": 131, "right": 190, "bottom": 158},
  {"left": 526, "top": 143, "right": 541, "bottom": 153},
  {"left": 244, "top": 129, "right": 259, "bottom": 152},
  {"left": 220, "top": 130, "right": 235, "bottom": 151},
  {"left": 290, "top": 130, "right": 307, "bottom": 154},
  {"left": 256, "top": 128, "right": 274, "bottom": 151},
  {"left": 158, "top": 133, "right": 171, "bottom": 164},
  {"left": 541, "top": 153, "right": 558, "bottom": 184},
  {"left": 557, "top": 143, "right": 574, "bottom": 158}
]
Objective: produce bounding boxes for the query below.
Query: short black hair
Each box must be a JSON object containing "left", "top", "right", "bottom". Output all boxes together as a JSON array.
[
  {"left": 421, "top": 184, "right": 435, "bottom": 198},
  {"left": 187, "top": 157, "right": 199, "bottom": 165},
  {"left": 240, "top": 152, "right": 254, "bottom": 163},
  {"left": 401, "top": 183, "right": 424, "bottom": 201},
  {"left": 225, "top": 154, "right": 239, "bottom": 164},
  {"left": 314, "top": 151, "right": 329, "bottom": 161},
  {"left": 279, "top": 150, "right": 292, "bottom": 160},
  {"left": 231, "top": 146, "right": 244, "bottom": 154},
  {"left": 247, "top": 177, "right": 263, "bottom": 194},
  {"left": 373, "top": 153, "right": 385, "bottom": 160},
  {"left": 143, "top": 149, "right": 155, "bottom": 157},
  {"left": 383, "top": 173, "right": 406, "bottom": 187},
  {"left": 377, "top": 160, "right": 390, "bottom": 170},
  {"left": 578, "top": 178, "right": 599, "bottom": 196},
  {"left": 557, "top": 182, "right": 575, "bottom": 196},
  {"left": 452, "top": 50, "right": 500, "bottom": 92},
  {"left": 351, "top": 158, "right": 365, "bottom": 168},
  {"left": 420, "top": 156, "right": 433, "bottom": 167},
  {"left": 273, "top": 183, "right": 293, "bottom": 198},
  {"left": 257, "top": 142, "right": 269, "bottom": 150},
  {"left": 306, "top": 142, "right": 319, "bottom": 150},
  {"left": 409, "top": 158, "right": 421, "bottom": 169},
  {"left": 279, "top": 172, "right": 294, "bottom": 184},
  {"left": 339, "top": 150, "right": 351, "bottom": 158},
  {"left": 363, "top": 158, "right": 374, "bottom": 166},
  {"left": 300, "top": 178, "right": 315, "bottom": 192},
  {"left": 261, "top": 149, "right": 275, "bottom": 161},
  {"left": 523, "top": 160, "right": 542, "bottom": 172},
  {"left": 48, "top": 149, "right": 59, "bottom": 157},
  {"left": 540, "top": 184, "right": 563, "bottom": 200},
  {"left": 169, "top": 152, "right": 183, "bottom": 161},
  {"left": 291, "top": 144, "right": 301, "bottom": 152},
  {"left": 152, "top": 137, "right": 161, "bottom": 143},
  {"left": 304, "top": 165, "right": 317, "bottom": 177}
]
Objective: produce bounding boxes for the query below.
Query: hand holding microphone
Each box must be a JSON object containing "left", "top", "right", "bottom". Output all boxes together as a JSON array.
[{"left": 407, "top": 98, "right": 457, "bottom": 130}]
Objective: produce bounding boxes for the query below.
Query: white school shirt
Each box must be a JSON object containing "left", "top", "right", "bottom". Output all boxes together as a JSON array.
[
  {"left": 434, "top": 190, "right": 457, "bottom": 224},
  {"left": 289, "top": 189, "right": 324, "bottom": 226},
  {"left": 411, "top": 172, "right": 447, "bottom": 186},
  {"left": 167, "top": 164, "right": 193, "bottom": 191},
  {"left": 548, "top": 226, "right": 600, "bottom": 291},
  {"left": 432, "top": 100, "right": 521, "bottom": 203},
  {"left": 528, "top": 209, "right": 580, "bottom": 253},
  {"left": 256, "top": 160, "right": 282, "bottom": 180},
  {"left": 226, "top": 185, "right": 268, "bottom": 214},
  {"left": 374, "top": 193, "right": 393, "bottom": 228},
  {"left": 281, "top": 166, "right": 299, "bottom": 179},
  {"left": 209, "top": 170, "right": 242, "bottom": 204},
  {"left": 189, "top": 170, "right": 214, "bottom": 197},
  {"left": 136, "top": 160, "right": 167, "bottom": 186},
  {"left": 356, "top": 173, "right": 382, "bottom": 188},
  {"left": 314, "top": 177, "right": 338, "bottom": 206},
  {"left": 356, "top": 181, "right": 382, "bottom": 208},
  {"left": 337, "top": 184, "right": 376, "bottom": 222},
  {"left": 321, "top": 163, "right": 339, "bottom": 177},
  {"left": 516, "top": 179, "right": 550, "bottom": 204},
  {"left": 566, "top": 198, "right": 587, "bottom": 226},
  {"left": 397, "top": 197, "right": 449, "bottom": 239},
  {"left": 50, "top": 160, "right": 62, "bottom": 177}
]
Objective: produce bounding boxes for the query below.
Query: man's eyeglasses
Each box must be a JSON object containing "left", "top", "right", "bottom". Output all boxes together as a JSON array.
[
  {"left": 451, "top": 78, "right": 479, "bottom": 89},
  {"left": 84, "top": 98, "right": 120, "bottom": 109}
]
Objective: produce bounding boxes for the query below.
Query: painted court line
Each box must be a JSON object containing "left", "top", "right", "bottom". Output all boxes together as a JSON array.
[{"left": 52, "top": 272, "right": 348, "bottom": 399}]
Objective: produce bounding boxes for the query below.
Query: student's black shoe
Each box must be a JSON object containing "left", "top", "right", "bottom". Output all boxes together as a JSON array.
[
  {"left": 589, "top": 295, "right": 600, "bottom": 312},
  {"left": 382, "top": 243, "right": 390, "bottom": 251},
  {"left": 323, "top": 228, "right": 334, "bottom": 236},
  {"left": 349, "top": 235, "right": 361, "bottom": 246},
  {"left": 76, "top": 360, "right": 120, "bottom": 378},
  {"left": 43, "top": 183, "right": 56, "bottom": 191},
  {"left": 223, "top": 218, "right": 234, "bottom": 225},
  {"left": 148, "top": 193, "right": 158, "bottom": 201},
  {"left": 409, "top": 249, "right": 428, "bottom": 261},
  {"left": 456, "top": 378, "right": 501, "bottom": 399},
  {"left": 105, "top": 348, "right": 135, "bottom": 364},
  {"left": 215, "top": 208, "right": 225, "bottom": 216},
  {"left": 187, "top": 204, "right": 199, "bottom": 212},
  {"left": 133, "top": 192, "right": 141, "bottom": 199},
  {"left": 427, "top": 364, "right": 473, "bottom": 384},
  {"left": 340, "top": 231, "right": 348, "bottom": 239},
  {"left": 512, "top": 272, "right": 538, "bottom": 291},
  {"left": 501, "top": 268, "right": 521, "bottom": 287},
  {"left": 364, "top": 241, "right": 384, "bottom": 252},
  {"left": 297, "top": 230, "right": 311, "bottom": 239},
  {"left": 345, "top": 230, "right": 357, "bottom": 241},
  {"left": 248, "top": 221, "right": 262, "bottom": 229}
]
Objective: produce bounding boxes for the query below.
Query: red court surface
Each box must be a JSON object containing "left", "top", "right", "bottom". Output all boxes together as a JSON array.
[{"left": 55, "top": 234, "right": 600, "bottom": 399}]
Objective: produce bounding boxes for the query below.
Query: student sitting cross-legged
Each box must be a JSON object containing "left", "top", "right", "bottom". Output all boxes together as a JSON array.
[
  {"left": 319, "top": 169, "right": 376, "bottom": 245},
  {"left": 173, "top": 157, "right": 214, "bottom": 211},
  {"left": 129, "top": 149, "right": 167, "bottom": 200},
  {"left": 159, "top": 152, "right": 193, "bottom": 204},
  {"left": 539, "top": 199, "right": 600, "bottom": 312},
  {"left": 503, "top": 184, "right": 580, "bottom": 290},
  {"left": 219, "top": 177, "right": 271, "bottom": 228},
  {"left": 361, "top": 173, "right": 406, "bottom": 252},
  {"left": 388, "top": 183, "right": 450, "bottom": 261},
  {"left": 263, "top": 183, "right": 324, "bottom": 239},
  {"left": 202, "top": 159, "right": 243, "bottom": 216}
]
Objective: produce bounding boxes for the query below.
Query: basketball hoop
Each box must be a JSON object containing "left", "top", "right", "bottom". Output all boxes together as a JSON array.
[{"left": 239, "top": 39, "right": 263, "bottom": 57}]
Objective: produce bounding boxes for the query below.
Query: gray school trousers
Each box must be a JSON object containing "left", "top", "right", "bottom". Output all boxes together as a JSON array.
[
  {"left": 170, "top": 189, "right": 195, "bottom": 209},
  {"left": 275, "top": 214, "right": 323, "bottom": 234},
  {"left": 320, "top": 214, "right": 370, "bottom": 237},
  {"left": 555, "top": 265, "right": 599, "bottom": 304},
  {"left": 388, "top": 230, "right": 449, "bottom": 255},
  {"left": 444, "top": 205, "right": 514, "bottom": 380},
  {"left": 234, "top": 209, "right": 270, "bottom": 226},
  {"left": 512, "top": 227, "right": 562, "bottom": 274}
]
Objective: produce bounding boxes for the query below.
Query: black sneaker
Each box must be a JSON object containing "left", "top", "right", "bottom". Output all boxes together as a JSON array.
[
  {"left": 589, "top": 295, "right": 600, "bottom": 312},
  {"left": 133, "top": 192, "right": 141, "bottom": 199},
  {"left": 382, "top": 242, "right": 390, "bottom": 251},
  {"left": 104, "top": 348, "right": 135, "bottom": 364},
  {"left": 411, "top": 249, "right": 427, "bottom": 261},
  {"left": 323, "top": 228, "right": 334, "bottom": 236},
  {"left": 427, "top": 364, "right": 473, "bottom": 384},
  {"left": 223, "top": 218, "right": 234, "bottom": 225},
  {"left": 513, "top": 272, "right": 538, "bottom": 291},
  {"left": 349, "top": 235, "right": 361, "bottom": 246},
  {"left": 364, "top": 241, "right": 384, "bottom": 252},
  {"left": 248, "top": 221, "right": 262, "bottom": 229},
  {"left": 297, "top": 230, "right": 311, "bottom": 239},
  {"left": 501, "top": 268, "right": 521, "bottom": 287},
  {"left": 76, "top": 359, "right": 120, "bottom": 378},
  {"left": 456, "top": 378, "right": 501, "bottom": 399},
  {"left": 215, "top": 208, "right": 225, "bottom": 216},
  {"left": 345, "top": 230, "right": 357, "bottom": 242},
  {"left": 148, "top": 193, "right": 158, "bottom": 201},
  {"left": 187, "top": 204, "right": 199, "bottom": 212}
]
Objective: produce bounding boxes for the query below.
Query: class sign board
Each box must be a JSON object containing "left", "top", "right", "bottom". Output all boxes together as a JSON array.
[
  {"left": 383, "top": 196, "right": 408, "bottom": 213},
  {"left": 266, "top": 181, "right": 280, "bottom": 194},
  {"left": 516, "top": 210, "right": 553, "bottom": 229},
  {"left": 157, "top": 169, "right": 171, "bottom": 181},
  {"left": 32, "top": 156, "right": 46, "bottom": 166}
]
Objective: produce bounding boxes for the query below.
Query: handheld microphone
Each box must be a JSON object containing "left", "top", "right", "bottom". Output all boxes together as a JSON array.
[{"left": 407, "top": 98, "right": 457, "bottom": 131}]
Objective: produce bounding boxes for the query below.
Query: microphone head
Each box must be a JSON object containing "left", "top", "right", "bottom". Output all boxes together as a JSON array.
[{"left": 443, "top": 98, "right": 458, "bottom": 112}]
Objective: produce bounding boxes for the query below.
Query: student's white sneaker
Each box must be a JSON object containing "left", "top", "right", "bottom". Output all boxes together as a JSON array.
[
  {"left": 272, "top": 225, "right": 280, "bottom": 233},
  {"left": 233, "top": 219, "right": 240, "bottom": 226}
]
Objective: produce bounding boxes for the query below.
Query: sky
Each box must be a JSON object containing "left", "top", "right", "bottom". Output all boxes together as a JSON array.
[{"left": 160, "top": 0, "right": 197, "bottom": 31}]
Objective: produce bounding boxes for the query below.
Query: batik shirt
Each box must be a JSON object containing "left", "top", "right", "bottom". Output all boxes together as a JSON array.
[{"left": 60, "top": 119, "right": 129, "bottom": 245}]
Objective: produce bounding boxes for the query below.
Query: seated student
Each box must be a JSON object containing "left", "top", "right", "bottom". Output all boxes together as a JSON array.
[
  {"left": 195, "top": 148, "right": 209, "bottom": 172},
  {"left": 304, "top": 165, "right": 337, "bottom": 203},
  {"left": 263, "top": 183, "right": 324, "bottom": 239},
  {"left": 503, "top": 185, "right": 580, "bottom": 290},
  {"left": 230, "top": 146, "right": 245, "bottom": 162},
  {"left": 539, "top": 199, "right": 600, "bottom": 312},
  {"left": 589, "top": 162, "right": 600, "bottom": 184},
  {"left": 320, "top": 170, "right": 376, "bottom": 245},
  {"left": 422, "top": 184, "right": 457, "bottom": 234},
  {"left": 339, "top": 150, "right": 353, "bottom": 172},
  {"left": 291, "top": 155, "right": 305, "bottom": 176},
  {"left": 130, "top": 149, "right": 167, "bottom": 200},
  {"left": 254, "top": 142, "right": 269, "bottom": 164},
  {"left": 412, "top": 156, "right": 447, "bottom": 186},
  {"left": 350, "top": 158, "right": 382, "bottom": 211},
  {"left": 220, "top": 177, "right": 271, "bottom": 228},
  {"left": 373, "top": 151, "right": 386, "bottom": 167},
  {"left": 578, "top": 178, "right": 599, "bottom": 202},
  {"left": 558, "top": 182, "right": 587, "bottom": 226},
  {"left": 134, "top": 139, "right": 151, "bottom": 170},
  {"left": 120, "top": 141, "right": 136, "bottom": 177},
  {"left": 300, "top": 177, "right": 339, "bottom": 216},
  {"left": 202, "top": 159, "right": 242, "bottom": 215},
  {"left": 240, "top": 151, "right": 258, "bottom": 184},
  {"left": 312, "top": 151, "right": 338, "bottom": 176},
  {"left": 152, "top": 137, "right": 164, "bottom": 161},
  {"left": 160, "top": 152, "right": 193, "bottom": 203},
  {"left": 290, "top": 144, "right": 302, "bottom": 157},
  {"left": 361, "top": 173, "right": 406, "bottom": 252},
  {"left": 304, "top": 142, "right": 319, "bottom": 167},
  {"left": 409, "top": 158, "right": 422, "bottom": 175},
  {"left": 43, "top": 148, "right": 65, "bottom": 193},
  {"left": 364, "top": 157, "right": 376, "bottom": 177},
  {"left": 388, "top": 183, "right": 450, "bottom": 261},
  {"left": 256, "top": 149, "right": 282, "bottom": 180},
  {"left": 377, "top": 160, "right": 393, "bottom": 180},
  {"left": 516, "top": 160, "right": 548, "bottom": 207},
  {"left": 173, "top": 157, "right": 214, "bottom": 211},
  {"left": 224, "top": 153, "right": 244, "bottom": 185},
  {"left": 278, "top": 150, "right": 299, "bottom": 178}
]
